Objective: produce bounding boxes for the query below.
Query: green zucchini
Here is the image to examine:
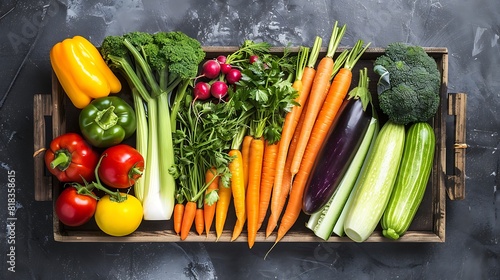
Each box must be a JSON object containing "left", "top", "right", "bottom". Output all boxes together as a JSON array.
[
  {"left": 381, "top": 122, "right": 435, "bottom": 240},
  {"left": 343, "top": 121, "right": 405, "bottom": 242}
]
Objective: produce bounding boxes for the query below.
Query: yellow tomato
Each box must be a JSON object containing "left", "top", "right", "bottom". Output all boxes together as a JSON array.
[{"left": 94, "top": 193, "right": 143, "bottom": 236}]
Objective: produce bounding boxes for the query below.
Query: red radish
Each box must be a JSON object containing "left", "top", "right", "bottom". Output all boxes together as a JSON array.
[
  {"left": 193, "top": 82, "right": 211, "bottom": 100},
  {"left": 249, "top": 55, "right": 259, "bottom": 64},
  {"left": 226, "top": 68, "right": 242, "bottom": 84},
  {"left": 220, "top": 63, "right": 232, "bottom": 74},
  {"left": 211, "top": 81, "right": 228, "bottom": 99},
  {"left": 202, "top": 60, "right": 221, "bottom": 79},
  {"left": 216, "top": 55, "right": 227, "bottom": 64}
]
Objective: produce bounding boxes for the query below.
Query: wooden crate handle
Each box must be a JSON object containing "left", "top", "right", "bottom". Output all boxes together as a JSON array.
[
  {"left": 447, "top": 92, "right": 467, "bottom": 200},
  {"left": 33, "top": 93, "right": 53, "bottom": 201}
]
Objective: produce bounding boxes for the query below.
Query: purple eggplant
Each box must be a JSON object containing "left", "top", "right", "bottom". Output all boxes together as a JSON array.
[{"left": 302, "top": 96, "right": 373, "bottom": 214}]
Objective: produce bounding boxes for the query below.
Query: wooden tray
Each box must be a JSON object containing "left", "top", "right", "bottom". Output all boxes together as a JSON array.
[{"left": 33, "top": 47, "right": 466, "bottom": 242}]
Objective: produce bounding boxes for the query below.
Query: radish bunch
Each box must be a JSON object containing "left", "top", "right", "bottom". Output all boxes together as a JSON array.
[{"left": 193, "top": 55, "right": 243, "bottom": 101}]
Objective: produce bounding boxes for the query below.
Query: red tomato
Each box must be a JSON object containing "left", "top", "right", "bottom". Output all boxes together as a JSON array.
[
  {"left": 98, "top": 144, "right": 145, "bottom": 189},
  {"left": 55, "top": 186, "right": 97, "bottom": 227}
]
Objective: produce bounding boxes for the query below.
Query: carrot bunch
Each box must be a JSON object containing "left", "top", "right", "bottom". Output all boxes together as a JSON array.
[
  {"left": 204, "top": 167, "right": 219, "bottom": 236},
  {"left": 171, "top": 94, "right": 242, "bottom": 241},
  {"left": 261, "top": 21, "right": 348, "bottom": 242},
  {"left": 171, "top": 23, "right": 372, "bottom": 247},
  {"left": 272, "top": 38, "right": 371, "bottom": 246},
  {"left": 265, "top": 41, "right": 319, "bottom": 237},
  {"left": 219, "top": 45, "right": 299, "bottom": 248}
]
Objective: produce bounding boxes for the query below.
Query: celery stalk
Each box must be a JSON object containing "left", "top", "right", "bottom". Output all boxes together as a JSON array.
[
  {"left": 141, "top": 98, "right": 170, "bottom": 220},
  {"left": 132, "top": 88, "right": 148, "bottom": 202},
  {"left": 155, "top": 92, "right": 176, "bottom": 220},
  {"left": 123, "top": 39, "right": 177, "bottom": 220}
]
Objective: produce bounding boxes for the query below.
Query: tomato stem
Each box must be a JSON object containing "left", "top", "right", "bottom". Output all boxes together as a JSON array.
[
  {"left": 67, "top": 182, "right": 100, "bottom": 200},
  {"left": 91, "top": 155, "right": 128, "bottom": 203}
]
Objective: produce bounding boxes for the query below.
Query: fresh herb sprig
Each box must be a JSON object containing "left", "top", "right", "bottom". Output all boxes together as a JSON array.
[
  {"left": 232, "top": 49, "right": 298, "bottom": 144},
  {"left": 172, "top": 94, "right": 247, "bottom": 207}
]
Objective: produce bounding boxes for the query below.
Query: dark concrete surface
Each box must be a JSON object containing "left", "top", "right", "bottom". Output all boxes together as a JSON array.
[{"left": 0, "top": 0, "right": 498, "bottom": 279}]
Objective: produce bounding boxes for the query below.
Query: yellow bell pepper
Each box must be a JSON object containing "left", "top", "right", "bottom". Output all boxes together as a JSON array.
[{"left": 50, "top": 36, "right": 122, "bottom": 109}]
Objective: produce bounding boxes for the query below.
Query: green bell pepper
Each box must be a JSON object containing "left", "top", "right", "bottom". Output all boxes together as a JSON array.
[{"left": 79, "top": 96, "right": 137, "bottom": 148}]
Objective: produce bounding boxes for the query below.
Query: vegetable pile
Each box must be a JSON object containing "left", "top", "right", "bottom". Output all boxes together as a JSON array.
[{"left": 46, "top": 24, "right": 441, "bottom": 246}]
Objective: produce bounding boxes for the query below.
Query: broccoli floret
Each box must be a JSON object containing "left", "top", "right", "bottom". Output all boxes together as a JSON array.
[
  {"left": 100, "top": 31, "right": 205, "bottom": 125},
  {"left": 124, "top": 31, "right": 154, "bottom": 48},
  {"left": 122, "top": 32, "right": 165, "bottom": 73},
  {"left": 141, "top": 43, "right": 164, "bottom": 71},
  {"left": 374, "top": 42, "right": 441, "bottom": 125},
  {"left": 154, "top": 31, "right": 205, "bottom": 80},
  {"left": 100, "top": 35, "right": 129, "bottom": 65}
]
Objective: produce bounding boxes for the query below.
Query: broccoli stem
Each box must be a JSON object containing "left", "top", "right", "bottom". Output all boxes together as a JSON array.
[
  {"left": 131, "top": 87, "right": 148, "bottom": 202},
  {"left": 170, "top": 79, "right": 190, "bottom": 129},
  {"left": 159, "top": 68, "right": 168, "bottom": 92},
  {"left": 123, "top": 38, "right": 162, "bottom": 98},
  {"left": 107, "top": 55, "right": 152, "bottom": 101}
]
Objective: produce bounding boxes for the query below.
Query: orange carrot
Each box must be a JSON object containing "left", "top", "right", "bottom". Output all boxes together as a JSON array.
[
  {"left": 195, "top": 208, "right": 204, "bottom": 235},
  {"left": 241, "top": 135, "right": 253, "bottom": 190},
  {"left": 204, "top": 167, "right": 219, "bottom": 237},
  {"left": 274, "top": 151, "right": 312, "bottom": 243},
  {"left": 264, "top": 117, "right": 309, "bottom": 258},
  {"left": 229, "top": 149, "right": 246, "bottom": 241},
  {"left": 180, "top": 201, "right": 197, "bottom": 240},
  {"left": 290, "top": 22, "right": 346, "bottom": 177},
  {"left": 215, "top": 177, "right": 232, "bottom": 240},
  {"left": 173, "top": 203, "right": 185, "bottom": 236},
  {"left": 274, "top": 39, "right": 370, "bottom": 244},
  {"left": 231, "top": 213, "right": 246, "bottom": 241},
  {"left": 247, "top": 137, "right": 265, "bottom": 248},
  {"left": 268, "top": 42, "right": 318, "bottom": 237},
  {"left": 257, "top": 140, "right": 279, "bottom": 231},
  {"left": 309, "top": 43, "right": 367, "bottom": 139},
  {"left": 265, "top": 102, "right": 307, "bottom": 237}
]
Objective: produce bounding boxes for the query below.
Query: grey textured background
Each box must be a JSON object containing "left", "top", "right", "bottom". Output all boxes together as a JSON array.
[{"left": 0, "top": 0, "right": 498, "bottom": 279}]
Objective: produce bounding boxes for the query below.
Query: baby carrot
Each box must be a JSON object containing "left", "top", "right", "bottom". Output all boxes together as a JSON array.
[
  {"left": 195, "top": 208, "right": 204, "bottom": 235},
  {"left": 247, "top": 137, "right": 265, "bottom": 248},
  {"left": 204, "top": 167, "right": 219, "bottom": 236},
  {"left": 229, "top": 149, "right": 246, "bottom": 241},
  {"left": 173, "top": 203, "right": 184, "bottom": 235},
  {"left": 180, "top": 201, "right": 197, "bottom": 240},
  {"left": 257, "top": 140, "right": 279, "bottom": 230},
  {"left": 241, "top": 135, "right": 253, "bottom": 190},
  {"left": 215, "top": 178, "right": 232, "bottom": 240}
]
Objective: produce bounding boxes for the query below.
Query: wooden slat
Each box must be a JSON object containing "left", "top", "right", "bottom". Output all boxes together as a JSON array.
[
  {"left": 51, "top": 72, "right": 66, "bottom": 138},
  {"left": 33, "top": 94, "right": 53, "bottom": 201},
  {"left": 51, "top": 71, "right": 66, "bottom": 238},
  {"left": 53, "top": 229, "right": 443, "bottom": 243},
  {"left": 447, "top": 93, "right": 467, "bottom": 200},
  {"left": 434, "top": 52, "right": 449, "bottom": 241}
]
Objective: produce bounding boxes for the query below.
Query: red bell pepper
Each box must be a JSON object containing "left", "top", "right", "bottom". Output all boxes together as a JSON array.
[{"left": 44, "top": 133, "right": 99, "bottom": 183}]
